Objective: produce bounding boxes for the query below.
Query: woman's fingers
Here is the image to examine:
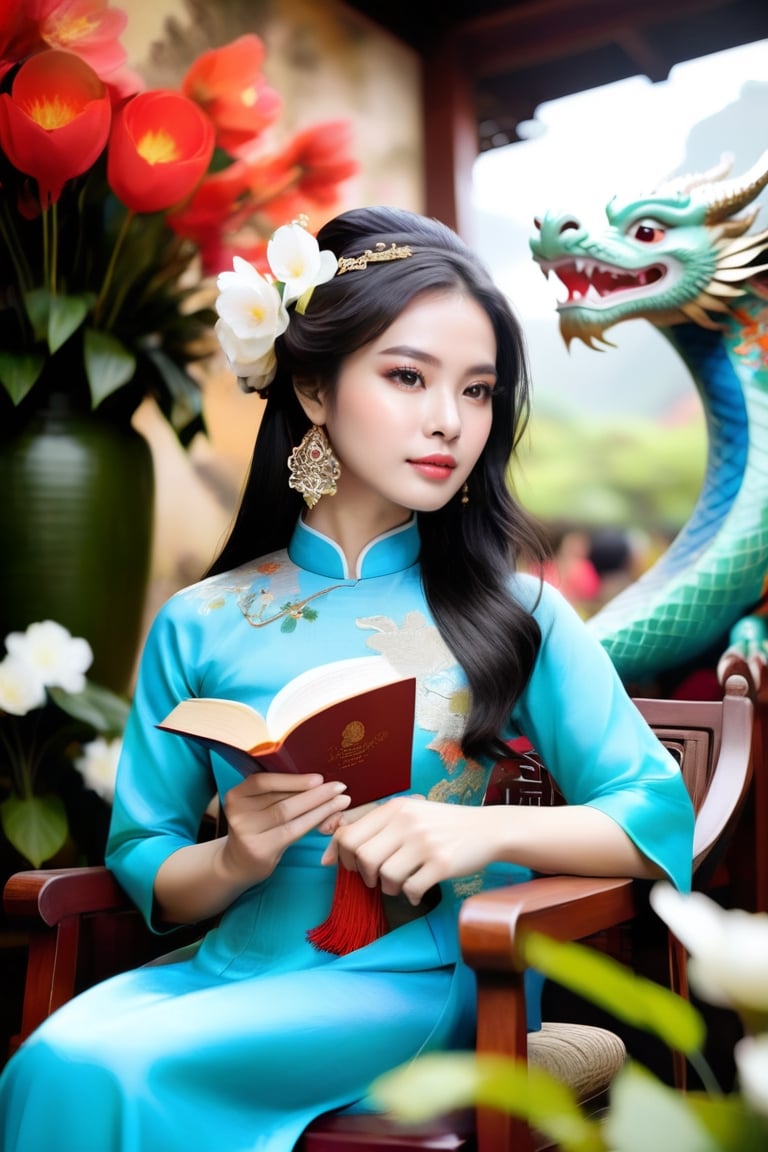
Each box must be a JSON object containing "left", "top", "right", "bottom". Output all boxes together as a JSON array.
[
  {"left": 320, "top": 796, "right": 489, "bottom": 903},
  {"left": 225, "top": 775, "right": 351, "bottom": 853},
  {"left": 232, "top": 771, "right": 326, "bottom": 798}
]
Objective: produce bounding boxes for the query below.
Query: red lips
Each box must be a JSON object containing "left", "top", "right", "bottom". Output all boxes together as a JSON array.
[{"left": 408, "top": 455, "right": 456, "bottom": 480}]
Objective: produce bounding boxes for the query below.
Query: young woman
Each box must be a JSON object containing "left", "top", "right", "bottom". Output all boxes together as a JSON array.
[{"left": 0, "top": 206, "right": 695, "bottom": 1151}]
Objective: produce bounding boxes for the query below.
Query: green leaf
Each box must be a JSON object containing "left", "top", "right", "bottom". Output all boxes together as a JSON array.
[
  {"left": 522, "top": 932, "right": 706, "bottom": 1055},
  {"left": 24, "top": 288, "right": 53, "bottom": 342},
  {"left": 49, "top": 679, "right": 130, "bottom": 734},
  {"left": 0, "top": 349, "right": 46, "bottom": 403},
  {"left": 1, "top": 793, "right": 68, "bottom": 868},
  {"left": 142, "top": 345, "right": 204, "bottom": 437},
  {"left": 84, "top": 328, "right": 136, "bottom": 405},
  {"left": 371, "top": 1052, "right": 606, "bottom": 1151},
  {"left": 605, "top": 1064, "right": 721, "bottom": 1152},
  {"left": 48, "top": 293, "right": 91, "bottom": 353},
  {"left": 686, "top": 1089, "right": 768, "bottom": 1150}
]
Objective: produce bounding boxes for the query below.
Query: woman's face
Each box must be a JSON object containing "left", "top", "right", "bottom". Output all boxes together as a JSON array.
[{"left": 303, "top": 290, "right": 497, "bottom": 523}]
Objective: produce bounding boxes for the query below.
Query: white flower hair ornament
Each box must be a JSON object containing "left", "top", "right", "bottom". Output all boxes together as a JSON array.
[{"left": 215, "top": 219, "right": 338, "bottom": 393}]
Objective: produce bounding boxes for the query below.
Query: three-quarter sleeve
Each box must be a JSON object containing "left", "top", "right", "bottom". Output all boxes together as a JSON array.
[
  {"left": 105, "top": 598, "right": 218, "bottom": 930},
  {"left": 512, "top": 577, "right": 695, "bottom": 892}
]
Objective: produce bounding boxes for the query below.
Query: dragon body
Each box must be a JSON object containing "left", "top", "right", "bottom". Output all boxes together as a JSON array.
[{"left": 529, "top": 153, "right": 768, "bottom": 683}]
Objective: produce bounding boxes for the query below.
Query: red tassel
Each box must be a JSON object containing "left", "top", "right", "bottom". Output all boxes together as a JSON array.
[{"left": 307, "top": 866, "right": 389, "bottom": 955}]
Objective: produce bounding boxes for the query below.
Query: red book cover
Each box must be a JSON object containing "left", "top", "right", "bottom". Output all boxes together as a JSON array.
[{"left": 158, "top": 657, "right": 415, "bottom": 807}]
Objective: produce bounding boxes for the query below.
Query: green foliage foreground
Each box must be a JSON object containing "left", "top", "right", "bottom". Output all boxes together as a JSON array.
[{"left": 371, "top": 931, "right": 768, "bottom": 1152}]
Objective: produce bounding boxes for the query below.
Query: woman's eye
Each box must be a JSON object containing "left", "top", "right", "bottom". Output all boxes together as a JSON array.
[
  {"left": 464, "top": 382, "right": 494, "bottom": 400},
  {"left": 388, "top": 367, "right": 424, "bottom": 387}
]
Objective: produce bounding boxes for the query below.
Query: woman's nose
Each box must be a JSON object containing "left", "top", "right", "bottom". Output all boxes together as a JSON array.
[{"left": 426, "top": 389, "right": 461, "bottom": 440}]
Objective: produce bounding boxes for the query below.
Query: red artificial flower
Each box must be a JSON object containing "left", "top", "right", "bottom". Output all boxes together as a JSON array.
[
  {"left": 278, "top": 120, "right": 359, "bottom": 204},
  {"left": 28, "top": 0, "right": 128, "bottom": 77},
  {"left": 0, "top": 48, "right": 111, "bottom": 207},
  {"left": 169, "top": 121, "right": 358, "bottom": 275},
  {"left": 0, "top": 0, "right": 36, "bottom": 62},
  {"left": 107, "top": 89, "right": 215, "bottom": 214},
  {"left": 166, "top": 162, "right": 244, "bottom": 243},
  {"left": 181, "top": 34, "right": 281, "bottom": 156}
]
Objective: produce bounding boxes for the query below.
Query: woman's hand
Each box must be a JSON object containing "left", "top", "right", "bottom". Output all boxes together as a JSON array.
[
  {"left": 220, "top": 772, "right": 351, "bottom": 887},
  {"left": 320, "top": 794, "right": 662, "bottom": 911},
  {"left": 320, "top": 795, "right": 492, "bottom": 906},
  {"left": 155, "top": 772, "right": 350, "bottom": 925}
]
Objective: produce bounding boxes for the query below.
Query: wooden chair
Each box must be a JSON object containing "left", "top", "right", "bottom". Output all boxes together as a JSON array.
[
  {"left": 3, "top": 675, "right": 754, "bottom": 1152},
  {"left": 717, "top": 645, "right": 768, "bottom": 913}
]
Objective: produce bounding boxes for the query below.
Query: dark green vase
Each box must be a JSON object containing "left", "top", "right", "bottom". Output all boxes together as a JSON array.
[{"left": 0, "top": 396, "right": 154, "bottom": 694}]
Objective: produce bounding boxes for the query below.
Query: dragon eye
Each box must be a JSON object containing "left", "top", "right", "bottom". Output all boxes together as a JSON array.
[{"left": 632, "top": 221, "right": 666, "bottom": 244}]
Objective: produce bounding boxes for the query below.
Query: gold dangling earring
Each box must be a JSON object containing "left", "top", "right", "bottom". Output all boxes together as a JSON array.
[
  {"left": 287, "top": 425, "right": 341, "bottom": 509},
  {"left": 461, "top": 481, "right": 469, "bottom": 505}
]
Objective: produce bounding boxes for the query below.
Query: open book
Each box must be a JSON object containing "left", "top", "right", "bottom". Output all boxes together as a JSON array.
[{"left": 158, "top": 656, "right": 415, "bottom": 807}]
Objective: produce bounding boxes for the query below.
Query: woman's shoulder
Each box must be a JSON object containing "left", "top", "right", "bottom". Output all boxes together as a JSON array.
[
  {"left": 156, "top": 548, "right": 294, "bottom": 626},
  {"left": 508, "top": 569, "right": 596, "bottom": 646},
  {"left": 508, "top": 569, "right": 569, "bottom": 616}
]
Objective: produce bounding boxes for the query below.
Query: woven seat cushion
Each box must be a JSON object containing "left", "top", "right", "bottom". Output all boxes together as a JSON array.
[
  {"left": 301, "top": 1022, "right": 625, "bottom": 1149},
  {"left": 528, "top": 1021, "right": 626, "bottom": 1102}
]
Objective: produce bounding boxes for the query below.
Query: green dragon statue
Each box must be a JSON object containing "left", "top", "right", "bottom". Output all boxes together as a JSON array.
[{"left": 529, "top": 151, "right": 768, "bottom": 688}]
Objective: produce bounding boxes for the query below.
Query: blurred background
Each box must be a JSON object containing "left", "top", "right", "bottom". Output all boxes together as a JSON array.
[{"left": 123, "top": 0, "right": 768, "bottom": 627}]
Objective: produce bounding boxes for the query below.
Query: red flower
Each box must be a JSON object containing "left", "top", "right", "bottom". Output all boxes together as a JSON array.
[
  {"left": 278, "top": 120, "right": 359, "bottom": 204},
  {"left": 168, "top": 120, "right": 358, "bottom": 276},
  {"left": 0, "top": 5, "right": 358, "bottom": 442},
  {"left": 107, "top": 89, "right": 215, "bottom": 214},
  {"left": 0, "top": 48, "right": 111, "bottom": 207},
  {"left": 181, "top": 34, "right": 281, "bottom": 156},
  {"left": 0, "top": 0, "right": 36, "bottom": 62},
  {"left": 32, "top": 0, "right": 128, "bottom": 77}
]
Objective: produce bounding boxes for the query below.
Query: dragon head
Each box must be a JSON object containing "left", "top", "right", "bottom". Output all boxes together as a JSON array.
[{"left": 529, "top": 151, "right": 768, "bottom": 348}]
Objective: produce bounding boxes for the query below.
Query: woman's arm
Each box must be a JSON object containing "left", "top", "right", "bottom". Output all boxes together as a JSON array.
[
  {"left": 322, "top": 795, "right": 658, "bottom": 907},
  {"left": 154, "top": 771, "right": 351, "bottom": 923},
  {"left": 324, "top": 578, "right": 694, "bottom": 903}
]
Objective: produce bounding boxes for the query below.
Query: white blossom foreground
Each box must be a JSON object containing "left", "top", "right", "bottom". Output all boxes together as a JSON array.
[{"left": 0, "top": 620, "right": 127, "bottom": 864}]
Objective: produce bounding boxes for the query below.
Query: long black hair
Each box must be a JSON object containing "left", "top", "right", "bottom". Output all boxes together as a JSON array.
[{"left": 207, "top": 206, "right": 548, "bottom": 759}]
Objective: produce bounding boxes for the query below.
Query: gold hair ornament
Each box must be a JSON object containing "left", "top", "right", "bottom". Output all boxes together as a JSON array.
[{"left": 336, "top": 242, "right": 413, "bottom": 275}]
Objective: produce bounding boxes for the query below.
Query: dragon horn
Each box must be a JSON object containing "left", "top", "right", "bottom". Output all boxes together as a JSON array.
[{"left": 694, "top": 150, "right": 768, "bottom": 225}]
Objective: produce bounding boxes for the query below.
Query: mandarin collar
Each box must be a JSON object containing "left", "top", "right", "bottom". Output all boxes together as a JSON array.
[{"left": 288, "top": 515, "right": 420, "bottom": 579}]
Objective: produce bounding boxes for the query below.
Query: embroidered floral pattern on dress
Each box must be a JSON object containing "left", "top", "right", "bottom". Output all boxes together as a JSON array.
[
  {"left": 180, "top": 552, "right": 345, "bottom": 629},
  {"left": 358, "top": 610, "right": 489, "bottom": 902}
]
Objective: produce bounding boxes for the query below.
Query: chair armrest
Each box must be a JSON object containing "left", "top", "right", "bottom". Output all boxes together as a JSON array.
[
  {"left": 459, "top": 874, "right": 638, "bottom": 1152},
  {"left": 4, "top": 867, "right": 144, "bottom": 1048},
  {"left": 459, "top": 874, "right": 637, "bottom": 972},
  {"left": 4, "top": 866, "right": 132, "bottom": 927}
]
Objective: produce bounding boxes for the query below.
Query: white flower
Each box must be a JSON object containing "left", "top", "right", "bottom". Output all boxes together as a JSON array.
[
  {"left": 214, "top": 222, "right": 337, "bottom": 388},
  {"left": 214, "top": 319, "right": 279, "bottom": 391},
  {"left": 735, "top": 1034, "right": 768, "bottom": 1117},
  {"left": 266, "top": 221, "right": 337, "bottom": 305},
  {"left": 74, "top": 736, "right": 122, "bottom": 803},
  {"left": 215, "top": 256, "right": 288, "bottom": 390},
  {"left": 732, "top": 1036, "right": 768, "bottom": 1115},
  {"left": 0, "top": 654, "right": 46, "bottom": 716},
  {"left": 650, "top": 883, "right": 768, "bottom": 1011},
  {"left": 6, "top": 620, "right": 93, "bottom": 693}
]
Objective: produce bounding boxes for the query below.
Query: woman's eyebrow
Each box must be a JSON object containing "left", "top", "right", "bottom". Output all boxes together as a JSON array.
[
  {"left": 378, "top": 344, "right": 440, "bottom": 366},
  {"left": 378, "top": 344, "right": 496, "bottom": 376}
]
